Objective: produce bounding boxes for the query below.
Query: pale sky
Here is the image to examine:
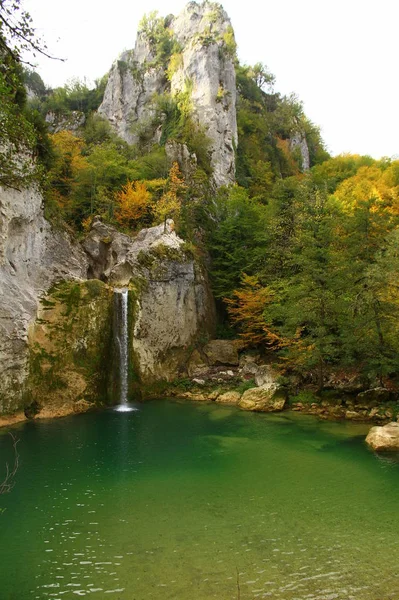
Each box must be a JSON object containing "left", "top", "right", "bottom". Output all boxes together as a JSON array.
[{"left": 23, "top": 0, "right": 399, "bottom": 159}]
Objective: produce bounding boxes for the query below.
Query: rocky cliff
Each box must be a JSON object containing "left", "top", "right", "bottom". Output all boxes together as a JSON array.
[
  {"left": 0, "top": 184, "right": 87, "bottom": 413},
  {"left": 83, "top": 217, "right": 215, "bottom": 384},
  {"left": 0, "top": 181, "right": 215, "bottom": 417},
  {"left": 99, "top": 2, "right": 238, "bottom": 187}
]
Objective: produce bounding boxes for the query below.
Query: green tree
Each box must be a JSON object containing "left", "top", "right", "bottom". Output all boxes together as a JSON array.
[
  {"left": 206, "top": 186, "right": 269, "bottom": 300},
  {"left": 268, "top": 183, "right": 343, "bottom": 389}
]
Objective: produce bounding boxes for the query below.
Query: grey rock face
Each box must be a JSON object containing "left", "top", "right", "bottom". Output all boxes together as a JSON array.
[
  {"left": 82, "top": 217, "right": 215, "bottom": 383},
  {"left": 98, "top": 41, "right": 167, "bottom": 145},
  {"left": 203, "top": 339, "right": 238, "bottom": 366},
  {"left": 165, "top": 140, "right": 197, "bottom": 180},
  {"left": 45, "top": 111, "right": 86, "bottom": 133},
  {"left": 0, "top": 184, "right": 87, "bottom": 412},
  {"left": 98, "top": 2, "right": 237, "bottom": 186},
  {"left": 289, "top": 132, "right": 310, "bottom": 171},
  {"left": 0, "top": 187, "right": 215, "bottom": 413}
]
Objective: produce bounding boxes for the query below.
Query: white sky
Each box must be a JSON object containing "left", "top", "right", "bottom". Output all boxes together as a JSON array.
[{"left": 23, "top": 0, "right": 399, "bottom": 159}]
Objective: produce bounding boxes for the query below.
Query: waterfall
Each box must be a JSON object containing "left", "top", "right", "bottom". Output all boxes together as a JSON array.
[{"left": 114, "top": 288, "right": 130, "bottom": 410}]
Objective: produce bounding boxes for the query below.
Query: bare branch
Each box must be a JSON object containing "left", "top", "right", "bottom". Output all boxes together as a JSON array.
[{"left": 0, "top": 433, "right": 19, "bottom": 494}]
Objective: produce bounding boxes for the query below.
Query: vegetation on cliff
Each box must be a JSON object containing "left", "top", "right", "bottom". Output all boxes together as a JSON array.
[{"left": 3, "top": 0, "right": 399, "bottom": 396}]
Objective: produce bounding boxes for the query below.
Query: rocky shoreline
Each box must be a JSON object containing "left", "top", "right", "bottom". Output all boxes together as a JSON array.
[{"left": 2, "top": 338, "right": 399, "bottom": 451}]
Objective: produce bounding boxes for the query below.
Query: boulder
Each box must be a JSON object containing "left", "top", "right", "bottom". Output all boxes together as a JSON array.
[
  {"left": 254, "top": 364, "right": 279, "bottom": 388},
  {"left": 238, "top": 387, "right": 286, "bottom": 412},
  {"left": 216, "top": 391, "right": 241, "bottom": 405},
  {"left": 357, "top": 388, "right": 391, "bottom": 405},
  {"left": 239, "top": 360, "right": 259, "bottom": 379},
  {"left": 366, "top": 422, "right": 399, "bottom": 451},
  {"left": 203, "top": 340, "right": 239, "bottom": 366},
  {"left": 187, "top": 349, "right": 208, "bottom": 377},
  {"left": 345, "top": 410, "right": 362, "bottom": 420}
]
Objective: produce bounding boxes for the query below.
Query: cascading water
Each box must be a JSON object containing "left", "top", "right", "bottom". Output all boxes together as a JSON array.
[{"left": 114, "top": 288, "right": 134, "bottom": 412}]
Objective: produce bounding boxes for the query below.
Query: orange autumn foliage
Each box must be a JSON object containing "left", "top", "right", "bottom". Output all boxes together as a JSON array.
[
  {"left": 114, "top": 180, "right": 152, "bottom": 227},
  {"left": 225, "top": 274, "right": 281, "bottom": 348}
]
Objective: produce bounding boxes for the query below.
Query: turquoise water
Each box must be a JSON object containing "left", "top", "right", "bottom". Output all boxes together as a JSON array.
[{"left": 0, "top": 400, "right": 398, "bottom": 600}]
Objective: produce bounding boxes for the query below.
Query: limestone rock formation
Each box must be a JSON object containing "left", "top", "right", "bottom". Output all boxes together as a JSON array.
[
  {"left": 45, "top": 110, "right": 86, "bottom": 134},
  {"left": 289, "top": 132, "right": 310, "bottom": 171},
  {"left": 238, "top": 387, "right": 286, "bottom": 412},
  {"left": 216, "top": 390, "right": 241, "bottom": 405},
  {"left": 0, "top": 184, "right": 87, "bottom": 413},
  {"left": 203, "top": 339, "right": 239, "bottom": 366},
  {"left": 99, "top": 2, "right": 238, "bottom": 186},
  {"left": 82, "top": 218, "right": 215, "bottom": 384},
  {"left": 366, "top": 422, "right": 399, "bottom": 451},
  {"left": 0, "top": 184, "right": 215, "bottom": 417},
  {"left": 27, "top": 280, "right": 113, "bottom": 416}
]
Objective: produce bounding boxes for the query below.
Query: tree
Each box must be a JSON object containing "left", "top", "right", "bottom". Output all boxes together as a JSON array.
[
  {"left": 249, "top": 62, "right": 275, "bottom": 91},
  {"left": 0, "top": 0, "right": 59, "bottom": 189},
  {"left": 153, "top": 161, "right": 186, "bottom": 226},
  {"left": 0, "top": 0, "right": 61, "bottom": 64},
  {"left": 206, "top": 185, "right": 269, "bottom": 300},
  {"left": 225, "top": 274, "right": 281, "bottom": 348},
  {"left": 269, "top": 184, "right": 343, "bottom": 389},
  {"left": 115, "top": 180, "right": 152, "bottom": 228}
]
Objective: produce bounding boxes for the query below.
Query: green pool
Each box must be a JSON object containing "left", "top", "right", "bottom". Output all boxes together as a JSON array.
[{"left": 0, "top": 400, "right": 398, "bottom": 599}]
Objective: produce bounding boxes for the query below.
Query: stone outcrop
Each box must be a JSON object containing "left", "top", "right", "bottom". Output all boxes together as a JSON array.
[
  {"left": 27, "top": 280, "right": 113, "bottom": 417},
  {"left": 216, "top": 390, "right": 241, "bottom": 405},
  {"left": 289, "top": 131, "right": 310, "bottom": 171},
  {"left": 99, "top": 2, "right": 238, "bottom": 186},
  {"left": 0, "top": 184, "right": 87, "bottom": 413},
  {"left": 0, "top": 183, "right": 215, "bottom": 417},
  {"left": 238, "top": 387, "right": 285, "bottom": 412},
  {"left": 82, "top": 218, "right": 215, "bottom": 384},
  {"left": 45, "top": 110, "right": 86, "bottom": 134},
  {"left": 203, "top": 339, "right": 239, "bottom": 366},
  {"left": 366, "top": 422, "right": 399, "bottom": 451},
  {"left": 357, "top": 388, "right": 392, "bottom": 404}
]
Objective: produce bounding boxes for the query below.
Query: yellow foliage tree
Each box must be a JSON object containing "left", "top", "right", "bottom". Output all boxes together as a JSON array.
[
  {"left": 114, "top": 180, "right": 152, "bottom": 228},
  {"left": 153, "top": 162, "right": 187, "bottom": 225},
  {"left": 225, "top": 274, "right": 281, "bottom": 348},
  {"left": 48, "top": 131, "right": 90, "bottom": 210},
  {"left": 334, "top": 164, "right": 399, "bottom": 216}
]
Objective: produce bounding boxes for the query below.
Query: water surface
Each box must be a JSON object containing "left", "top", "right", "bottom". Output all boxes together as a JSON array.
[{"left": 0, "top": 400, "right": 398, "bottom": 599}]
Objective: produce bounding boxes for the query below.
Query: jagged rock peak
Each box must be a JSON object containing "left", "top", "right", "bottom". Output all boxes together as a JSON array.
[{"left": 98, "top": 1, "right": 238, "bottom": 187}]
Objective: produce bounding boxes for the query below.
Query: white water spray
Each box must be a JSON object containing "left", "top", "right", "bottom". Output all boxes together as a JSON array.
[{"left": 114, "top": 288, "right": 134, "bottom": 412}]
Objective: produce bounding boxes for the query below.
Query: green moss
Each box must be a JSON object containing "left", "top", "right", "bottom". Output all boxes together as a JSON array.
[
  {"left": 28, "top": 280, "right": 114, "bottom": 405},
  {"left": 221, "top": 26, "right": 237, "bottom": 58},
  {"left": 83, "top": 279, "right": 105, "bottom": 299},
  {"left": 289, "top": 390, "right": 320, "bottom": 405},
  {"left": 137, "top": 249, "right": 156, "bottom": 269},
  {"left": 117, "top": 60, "right": 128, "bottom": 74},
  {"left": 149, "top": 243, "right": 186, "bottom": 263},
  {"left": 166, "top": 52, "right": 183, "bottom": 81},
  {"left": 235, "top": 379, "right": 256, "bottom": 394}
]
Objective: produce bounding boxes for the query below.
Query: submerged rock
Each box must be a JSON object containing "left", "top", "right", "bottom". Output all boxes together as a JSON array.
[{"left": 366, "top": 422, "right": 399, "bottom": 451}]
